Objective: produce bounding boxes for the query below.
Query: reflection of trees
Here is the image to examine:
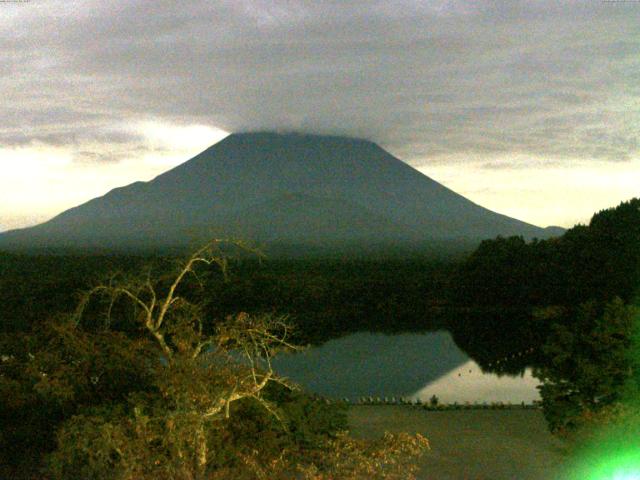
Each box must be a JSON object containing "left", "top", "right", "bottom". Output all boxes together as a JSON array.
[{"left": 445, "top": 308, "right": 545, "bottom": 376}]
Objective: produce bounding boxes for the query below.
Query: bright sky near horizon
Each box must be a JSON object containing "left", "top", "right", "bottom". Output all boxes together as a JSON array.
[{"left": 2, "top": 1, "right": 639, "bottom": 232}]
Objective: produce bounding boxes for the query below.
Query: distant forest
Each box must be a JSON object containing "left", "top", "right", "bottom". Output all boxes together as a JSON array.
[
  {"left": 0, "top": 250, "right": 455, "bottom": 339},
  {"left": 1, "top": 198, "right": 638, "bottom": 371}
]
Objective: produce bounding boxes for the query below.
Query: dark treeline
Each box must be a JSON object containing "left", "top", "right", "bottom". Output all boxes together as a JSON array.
[
  {"left": 0, "top": 251, "right": 457, "bottom": 344},
  {"left": 452, "top": 198, "right": 640, "bottom": 308},
  {"left": 203, "top": 257, "right": 456, "bottom": 344},
  {"left": 448, "top": 197, "right": 640, "bottom": 374},
  {"left": 0, "top": 253, "right": 152, "bottom": 333}
]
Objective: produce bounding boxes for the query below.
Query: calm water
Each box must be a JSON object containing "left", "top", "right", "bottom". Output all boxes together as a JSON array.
[{"left": 272, "top": 331, "right": 541, "bottom": 403}]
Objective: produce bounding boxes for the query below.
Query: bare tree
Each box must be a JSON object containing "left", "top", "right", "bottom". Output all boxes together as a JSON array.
[
  {"left": 72, "top": 240, "right": 298, "bottom": 478},
  {"left": 45, "top": 241, "right": 429, "bottom": 480}
]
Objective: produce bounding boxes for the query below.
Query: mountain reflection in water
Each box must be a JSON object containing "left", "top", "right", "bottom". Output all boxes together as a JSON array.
[{"left": 272, "top": 331, "right": 541, "bottom": 403}]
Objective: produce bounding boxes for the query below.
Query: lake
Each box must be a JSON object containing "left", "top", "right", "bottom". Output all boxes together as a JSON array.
[{"left": 272, "top": 331, "right": 541, "bottom": 403}]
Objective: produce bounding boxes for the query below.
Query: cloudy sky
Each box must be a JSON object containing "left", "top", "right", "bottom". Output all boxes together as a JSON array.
[{"left": 2, "top": 0, "right": 639, "bottom": 231}]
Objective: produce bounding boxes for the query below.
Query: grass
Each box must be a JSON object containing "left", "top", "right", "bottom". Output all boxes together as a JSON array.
[{"left": 348, "top": 405, "right": 569, "bottom": 480}]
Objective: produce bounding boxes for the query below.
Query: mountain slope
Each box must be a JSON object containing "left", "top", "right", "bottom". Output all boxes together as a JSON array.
[{"left": 0, "top": 132, "right": 559, "bottom": 253}]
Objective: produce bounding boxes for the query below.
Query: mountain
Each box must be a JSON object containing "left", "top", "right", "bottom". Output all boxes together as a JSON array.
[{"left": 0, "top": 132, "right": 562, "bottom": 254}]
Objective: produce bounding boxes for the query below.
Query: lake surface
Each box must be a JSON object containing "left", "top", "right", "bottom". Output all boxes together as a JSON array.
[{"left": 272, "top": 331, "right": 541, "bottom": 403}]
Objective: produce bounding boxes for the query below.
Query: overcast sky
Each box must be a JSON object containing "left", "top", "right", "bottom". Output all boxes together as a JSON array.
[{"left": 2, "top": 0, "right": 639, "bottom": 231}]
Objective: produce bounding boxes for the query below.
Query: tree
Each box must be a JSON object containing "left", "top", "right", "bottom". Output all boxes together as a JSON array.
[
  {"left": 2, "top": 241, "right": 429, "bottom": 479},
  {"left": 533, "top": 297, "right": 636, "bottom": 437},
  {"left": 27, "top": 242, "right": 297, "bottom": 479},
  {"left": 450, "top": 197, "right": 640, "bottom": 379}
]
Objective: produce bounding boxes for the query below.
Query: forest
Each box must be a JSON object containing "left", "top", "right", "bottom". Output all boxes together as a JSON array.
[{"left": 0, "top": 197, "right": 638, "bottom": 478}]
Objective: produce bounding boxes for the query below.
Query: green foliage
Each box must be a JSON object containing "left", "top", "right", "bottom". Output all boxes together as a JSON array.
[
  {"left": 0, "top": 319, "right": 156, "bottom": 476},
  {"left": 549, "top": 305, "right": 640, "bottom": 478},
  {"left": 533, "top": 298, "right": 636, "bottom": 436},
  {"left": 450, "top": 198, "right": 640, "bottom": 372},
  {"left": 449, "top": 198, "right": 640, "bottom": 438},
  {"left": 454, "top": 198, "right": 640, "bottom": 309}
]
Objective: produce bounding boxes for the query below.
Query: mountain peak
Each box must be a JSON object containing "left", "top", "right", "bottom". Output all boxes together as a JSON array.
[
  {"left": 225, "top": 131, "right": 378, "bottom": 146},
  {"left": 0, "top": 133, "right": 558, "bottom": 254}
]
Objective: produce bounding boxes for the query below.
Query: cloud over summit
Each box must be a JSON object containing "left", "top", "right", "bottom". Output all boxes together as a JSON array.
[{"left": 2, "top": 0, "right": 639, "bottom": 166}]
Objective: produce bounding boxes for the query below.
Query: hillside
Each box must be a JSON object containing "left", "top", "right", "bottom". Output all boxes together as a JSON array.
[{"left": 0, "top": 132, "right": 559, "bottom": 253}]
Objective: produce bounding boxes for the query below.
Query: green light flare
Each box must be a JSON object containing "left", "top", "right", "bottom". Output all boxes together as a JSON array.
[
  {"left": 558, "top": 304, "right": 640, "bottom": 480},
  {"left": 559, "top": 411, "right": 640, "bottom": 480},
  {"left": 584, "top": 452, "right": 640, "bottom": 480},
  {"left": 611, "top": 471, "right": 640, "bottom": 480}
]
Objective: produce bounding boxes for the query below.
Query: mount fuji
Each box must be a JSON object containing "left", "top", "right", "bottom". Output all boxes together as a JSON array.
[{"left": 0, "top": 132, "right": 561, "bottom": 254}]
